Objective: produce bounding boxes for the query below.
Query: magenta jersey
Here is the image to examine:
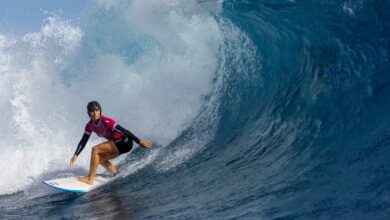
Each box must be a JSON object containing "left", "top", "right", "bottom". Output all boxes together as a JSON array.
[{"left": 84, "top": 115, "right": 123, "bottom": 140}]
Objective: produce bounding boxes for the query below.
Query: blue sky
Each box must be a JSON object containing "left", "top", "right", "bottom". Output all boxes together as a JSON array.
[{"left": 0, "top": 0, "right": 87, "bottom": 35}]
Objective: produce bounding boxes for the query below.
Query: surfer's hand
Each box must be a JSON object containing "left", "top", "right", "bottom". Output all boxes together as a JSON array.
[
  {"left": 70, "top": 155, "right": 77, "bottom": 168},
  {"left": 140, "top": 140, "right": 152, "bottom": 148}
]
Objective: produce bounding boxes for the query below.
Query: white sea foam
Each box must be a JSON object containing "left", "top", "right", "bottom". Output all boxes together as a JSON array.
[{"left": 0, "top": 0, "right": 226, "bottom": 195}]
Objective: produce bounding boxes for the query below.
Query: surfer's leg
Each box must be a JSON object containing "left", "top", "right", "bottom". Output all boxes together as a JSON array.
[
  {"left": 99, "top": 153, "right": 118, "bottom": 174},
  {"left": 78, "top": 141, "right": 119, "bottom": 184}
]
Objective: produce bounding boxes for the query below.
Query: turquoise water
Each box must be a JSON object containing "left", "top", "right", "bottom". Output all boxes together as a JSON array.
[{"left": 1, "top": 0, "right": 389, "bottom": 219}]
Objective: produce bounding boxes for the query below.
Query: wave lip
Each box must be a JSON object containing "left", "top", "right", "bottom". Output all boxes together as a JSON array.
[
  {"left": 2, "top": 1, "right": 390, "bottom": 219},
  {"left": 0, "top": 0, "right": 230, "bottom": 196}
]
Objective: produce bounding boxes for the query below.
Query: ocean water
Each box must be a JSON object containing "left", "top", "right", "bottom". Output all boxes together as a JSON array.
[{"left": 1, "top": 0, "right": 389, "bottom": 219}]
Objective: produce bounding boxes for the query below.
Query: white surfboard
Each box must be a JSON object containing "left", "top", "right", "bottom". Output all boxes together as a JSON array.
[{"left": 43, "top": 174, "right": 117, "bottom": 193}]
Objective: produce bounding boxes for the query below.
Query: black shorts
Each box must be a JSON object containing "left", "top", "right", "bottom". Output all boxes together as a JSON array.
[{"left": 114, "top": 137, "right": 133, "bottom": 155}]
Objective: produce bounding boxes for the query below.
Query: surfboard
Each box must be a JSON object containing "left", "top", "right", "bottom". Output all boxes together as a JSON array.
[{"left": 43, "top": 174, "right": 116, "bottom": 193}]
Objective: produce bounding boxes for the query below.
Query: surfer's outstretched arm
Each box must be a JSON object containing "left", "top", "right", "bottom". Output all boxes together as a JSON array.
[
  {"left": 114, "top": 124, "right": 152, "bottom": 148},
  {"left": 70, "top": 133, "right": 91, "bottom": 167}
]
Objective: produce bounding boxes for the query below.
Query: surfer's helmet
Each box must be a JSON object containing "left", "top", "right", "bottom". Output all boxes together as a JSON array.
[{"left": 87, "top": 101, "right": 101, "bottom": 113}]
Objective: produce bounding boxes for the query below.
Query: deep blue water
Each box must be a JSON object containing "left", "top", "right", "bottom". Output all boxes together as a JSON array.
[{"left": 1, "top": 0, "right": 390, "bottom": 219}]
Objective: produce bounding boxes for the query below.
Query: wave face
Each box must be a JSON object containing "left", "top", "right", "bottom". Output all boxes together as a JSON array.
[{"left": 1, "top": 0, "right": 390, "bottom": 219}]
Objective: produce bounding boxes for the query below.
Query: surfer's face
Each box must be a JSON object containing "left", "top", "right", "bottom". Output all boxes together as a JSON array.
[{"left": 88, "top": 109, "right": 101, "bottom": 121}]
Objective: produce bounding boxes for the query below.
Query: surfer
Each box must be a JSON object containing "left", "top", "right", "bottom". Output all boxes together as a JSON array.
[{"left": 69, "top": 101, "right": 152, "bottom": 184}]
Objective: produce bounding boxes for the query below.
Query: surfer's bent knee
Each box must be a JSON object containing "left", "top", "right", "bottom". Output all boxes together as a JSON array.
[{"left": 91, "top": 146, "right": 99, "bottom": 154}]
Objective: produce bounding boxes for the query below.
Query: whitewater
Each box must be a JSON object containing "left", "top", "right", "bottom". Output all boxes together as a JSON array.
[{"left": 1, "top": 0, "right": 389, "bottom": 219}]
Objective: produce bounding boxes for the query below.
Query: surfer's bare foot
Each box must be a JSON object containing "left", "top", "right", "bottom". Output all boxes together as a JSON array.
[{"left": 78, "top": 176, "right": 93, "bottom": 185}]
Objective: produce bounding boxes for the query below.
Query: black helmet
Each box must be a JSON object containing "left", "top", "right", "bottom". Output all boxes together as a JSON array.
[{"left": 87, "top": 101, "right": 101, "bottom": 113}]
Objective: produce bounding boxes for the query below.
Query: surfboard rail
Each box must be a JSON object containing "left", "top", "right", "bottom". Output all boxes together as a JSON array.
[{"left": 43, "top": 174, "right": 116, "bottom": 193}]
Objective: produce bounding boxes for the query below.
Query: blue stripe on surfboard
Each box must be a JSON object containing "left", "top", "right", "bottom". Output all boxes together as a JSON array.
[{"left": 43, "top": 181, "right": 87, "bottom": 193}]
